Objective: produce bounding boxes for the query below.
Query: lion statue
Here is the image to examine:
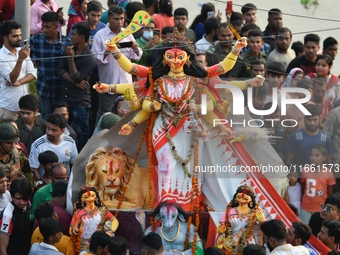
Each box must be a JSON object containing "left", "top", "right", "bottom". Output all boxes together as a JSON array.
[{"left": 85, "top": 147, "right": 150, "bottom": 210}]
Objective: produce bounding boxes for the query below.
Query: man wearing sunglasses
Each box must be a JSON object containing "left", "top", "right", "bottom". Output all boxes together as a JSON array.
[{"left": 309, "top": 193, "right": 340, "bottom": 237}]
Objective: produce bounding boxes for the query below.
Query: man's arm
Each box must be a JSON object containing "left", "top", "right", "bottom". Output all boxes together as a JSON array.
[
  {"left": 9, "top": 47, "right": 31, "bottom": 83},
  {"left": 11, "top": 74, "right": 35, "bottom": 86},
  {"left": 0, "top": 233, "right": 9, "bottom": 255}
]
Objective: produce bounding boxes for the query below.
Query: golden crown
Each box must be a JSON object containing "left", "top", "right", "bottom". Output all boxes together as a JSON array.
[{"left": 163, "top": 27, "right": 195, "bottom": 53}]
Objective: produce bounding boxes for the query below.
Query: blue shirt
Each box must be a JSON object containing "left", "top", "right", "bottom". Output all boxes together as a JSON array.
[
  {"left": 240, "top": 43, "right": 271, "bottom": 56},
  {"left": 30, "top": 33, "right": 71, "bottom": 100},
  {"left": 286, "top": 128, "right": 333, "bottom": 166}
]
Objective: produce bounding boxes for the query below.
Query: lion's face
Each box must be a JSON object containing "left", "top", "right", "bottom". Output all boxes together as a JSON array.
[{"left": 95, "top": 156, "right": 126, "bottom": 195}]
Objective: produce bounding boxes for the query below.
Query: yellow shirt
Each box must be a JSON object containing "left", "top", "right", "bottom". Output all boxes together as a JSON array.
[{"left": 31, "top": 227, "right": 75, "bottom": 255}]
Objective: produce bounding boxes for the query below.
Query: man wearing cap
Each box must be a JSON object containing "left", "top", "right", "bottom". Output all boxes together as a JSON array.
[{"left": 0, "top": 122, "right": 31, "bottom": 186}]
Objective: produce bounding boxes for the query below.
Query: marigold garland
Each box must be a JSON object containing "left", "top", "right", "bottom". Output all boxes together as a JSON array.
[
  {"left": 70, "top": 225, "right": 82, "bottom": 255},
  {"left": 222, "top": 200, "right": 259, "bottom": 254}
]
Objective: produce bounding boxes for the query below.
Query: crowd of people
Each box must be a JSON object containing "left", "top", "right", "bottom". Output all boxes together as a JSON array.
[{"left": 1, "top": 0, "right": 340, "bottom": 254}]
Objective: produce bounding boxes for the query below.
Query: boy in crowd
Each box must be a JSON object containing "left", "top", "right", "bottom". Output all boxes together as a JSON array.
[
  {"left": 173, "top": 8, "right": 196, "bottom": 43},
  {"left": 16, "top": 95, "right": 46, "bottom": 155},
  {"left": 300, "top": 144, "right": 335, "bottom": 223},
  {"left": 29, "top": 218, "right": 64, "bottom": 255},
  {"left": 250, "top": 59, "right": 266, "bottom": 78},
  {"left": 229, "top": 29, "right": 266, "bottom": 78},
  {"left": 141, "top": 233, "right": 164, "bottom": 255},
  {"left": 84, "top": 231, "right": 111, "bottom": 255},
  {"left": 309, "top": 193, "right": 340, "bottom": 236},
  {"left": 34, "top": 150, "right": 58, "bottom": 191},
  {"left": 264, "top": 61, "right": 285, "bottom": 104}
]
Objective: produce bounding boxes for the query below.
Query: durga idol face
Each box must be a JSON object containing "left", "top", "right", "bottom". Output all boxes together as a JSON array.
[{"left": 163, "top": 48, "right": 189, "bottom": 71}]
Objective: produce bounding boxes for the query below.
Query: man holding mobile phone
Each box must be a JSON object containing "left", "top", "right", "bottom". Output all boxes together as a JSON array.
[
  {"left": 30, "top": 0, "right": 66, "bottom": 35},
  {"left": 134, "top": 20, "right": 161, "bottom": 66},
  {"left": 0, "top": 20, "right": 36, "bottom": 121},
  {"left": 92, "top": 5, "right": 142, "bottom": 121}
]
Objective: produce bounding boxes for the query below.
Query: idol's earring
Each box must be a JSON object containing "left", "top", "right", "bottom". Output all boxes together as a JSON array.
[
  {"left": 162, "top": 59, "right": 167, "bottom": 66},
  {"left": 185, "top": 59, "right": 192, "bottom": 67},
  {"left": 81, "top": 200, "right": 85, "bottom": 207}
]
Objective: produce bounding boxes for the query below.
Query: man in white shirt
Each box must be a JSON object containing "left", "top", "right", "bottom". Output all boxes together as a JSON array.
[
  {"left": 91, "top": 5, "right": 142, "bottom": 121},
  {"left": 195, "top": 17, "right": 218, "bottom": 53},
  {"left": 0, "top": 20, "right": 36, "bottom": 121},
  {"left": 29, "top": 113, "right": 78, "bottom": 179},
  {"left": 266, "top": 27, "right": 296, "bottom": 69},
  {"left": 261, "top": 219, "right": 309, "bottom": 255}
]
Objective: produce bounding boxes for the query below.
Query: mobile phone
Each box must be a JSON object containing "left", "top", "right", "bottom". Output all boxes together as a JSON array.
[
  {"left": 119, "top": 42, "right": 133, "bottom": 48},
  {"left": 23, "top": 39, "right": 30, "bottom": 47},
  {"left": 207, "top": 11, "right": 215, "bottom": 18},
  {"left": 226, "top": 1, "right": 233, "bottom": 13},
  {"left": 57, "top": 7, "right": 63, "bottom": 12},
  {"left": 154, "top": 29, "right": 160, "bottom": 36}
]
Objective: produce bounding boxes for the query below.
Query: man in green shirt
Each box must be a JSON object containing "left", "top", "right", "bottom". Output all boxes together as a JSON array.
[
  {"left": 30, "top": 163, "right": 67, "bottom": 220},
  {"left": 229, "top": 29, "right": 266, "bottom": 78},
  {"left": 134, "top": 20, "right": 161, "bottom": 66}
]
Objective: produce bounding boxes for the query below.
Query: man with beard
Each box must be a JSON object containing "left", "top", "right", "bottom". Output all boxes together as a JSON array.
[
  {"left": 286, "top": 104, "right": 333, "bottom": 168},
  {"left": 286, "top": 33, "right": 320, "bottom": 74},
  {"left": 317, "top": 220, "right": 340, "bottom": 252},
  {"left": 286, "top": 222, "right": 317, "bottom": 255},
  {"left": 29, "top": 113, "right": 78, "bottom": 181},
  {"left": 0, "top": 20, "right": 36, "bottom": 121},
  {"left": 0, "top": 178, "right": 32, "bottom": 255},
  {"left": 261, "top": 219, "right": 309, "bottom": 254},
  {"left": 267, "top": 27, "right": 296, "bottom": 69},
  {"left": 195, "top": 17, "right": 219, "bottom": 53},
  {"left": 205, "top": 22, "right": 234, "bottom": 78},
  {"left": 263, "top": 9, "right": 283, "bottom": 51}
]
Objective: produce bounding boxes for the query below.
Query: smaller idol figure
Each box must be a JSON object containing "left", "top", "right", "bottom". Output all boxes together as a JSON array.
[
  {"left": 216, "top": 185, "right": 265, "bottom": 255},
  {"left": 70, "top": 186, "right": 119, "bottom": 255}
]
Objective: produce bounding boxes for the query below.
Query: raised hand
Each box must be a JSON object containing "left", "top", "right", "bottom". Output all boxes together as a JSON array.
[
  {"left": 93, "top": 83, "right": 109, "bottom": 93},
  {"left": 105, "top": 40, "right": 118, "bottom": 53},
  {"left": 235, "top": 37, "right": 248, "bottom": 51}
]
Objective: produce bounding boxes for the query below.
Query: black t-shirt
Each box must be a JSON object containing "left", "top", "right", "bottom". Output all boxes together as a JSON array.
[
  {"left": 0, "top": 202, "right": 31, "bottom": 255},
  {"left": 309, "top": 212, "right": 323, "bottom": 236},
  {"left": 286, "top": 55, "right": 316, "bottom": 75}
]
